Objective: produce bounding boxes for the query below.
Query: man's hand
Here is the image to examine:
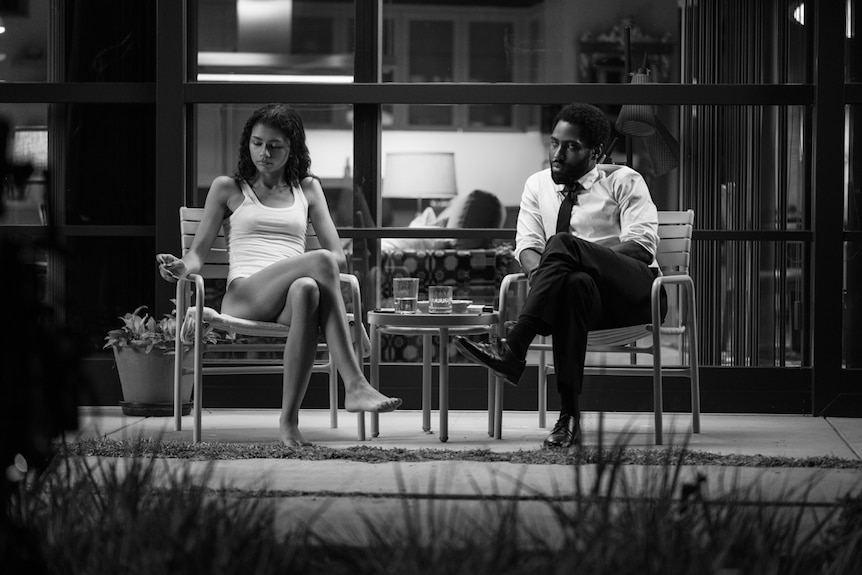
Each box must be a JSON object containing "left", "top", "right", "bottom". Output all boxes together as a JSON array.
[{"left": 156, "top": 253, "right": 187, "bottom": 282}]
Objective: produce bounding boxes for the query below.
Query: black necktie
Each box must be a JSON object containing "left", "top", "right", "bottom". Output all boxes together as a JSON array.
[{"left": 555, "top": 183, "right": 581, "bottom": 234}]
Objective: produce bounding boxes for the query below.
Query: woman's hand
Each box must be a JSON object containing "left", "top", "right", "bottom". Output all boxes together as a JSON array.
[{"left": 156, "top": 253, "right": 188, "bottom": 282}]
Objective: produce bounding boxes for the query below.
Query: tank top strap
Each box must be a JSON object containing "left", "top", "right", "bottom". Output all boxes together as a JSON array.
[{"left": 239, "top": 180, "right": 257, "bottom": 203}]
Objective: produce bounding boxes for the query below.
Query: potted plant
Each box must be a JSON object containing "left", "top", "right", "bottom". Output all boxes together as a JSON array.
[{"left": 104, "top": 302, "right": 218, "bottom": 417}]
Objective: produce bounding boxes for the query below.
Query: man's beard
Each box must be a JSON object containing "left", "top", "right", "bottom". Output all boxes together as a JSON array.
[{"left": 550, "top": 167, "right": 578, "bottom": 186}]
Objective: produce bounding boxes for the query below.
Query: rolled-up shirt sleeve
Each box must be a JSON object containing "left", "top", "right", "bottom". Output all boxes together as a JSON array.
[
  {"left": 514, "top": 174, "right": 548, "bottom": 262},
  {"left": 615, "top": 172, "right": 659, "bottom": 258}
]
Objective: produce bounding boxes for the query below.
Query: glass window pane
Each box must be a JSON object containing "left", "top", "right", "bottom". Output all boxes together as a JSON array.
[
  {"left": 0, "top": 0, "right": 156, "bottom": 83},
  {"left": 408, "top": 20, "right": 453, "bottom": 82},
  {"left": 847, "top": 0, "right": 858, "bottom": 82},
  {"left": 64, "top": 104, "right": 156, "bottom": 225},
  {"left": 64, "top": 0, "right": 156, "bottom": 82},
  {"left": 0, "top": 3, "right": 48, "bottom": 81},
  {"left": 846, "top": 241, "right": 862, "bottom": 368},
  {"left": 67, "top": 237, "right": 156, "bottom": 354},
  {"left": 682, "top": 106, "right": 809, "bottom": 232},
  {"left": 380, "top": 0, "right": 813, "bottom": 85},
  {"left": 195, "top": 0, "right": 354, "bottom": 83},
  {"left": 193, "top": 103, "right": 354, "bottom": 217},
  {"left": 0, "top": 104, "right": 48, "bottom": 226},
  {"left": 694, "top": 240, "right": 807, "bottom": 368},
  {"left": 848, "top": 106, "right": 860, "bottom": 231}
]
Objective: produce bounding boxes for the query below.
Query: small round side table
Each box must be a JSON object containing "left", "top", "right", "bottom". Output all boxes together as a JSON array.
[{"left": 367, "top": 309, "right": 500, "bottom": 442}]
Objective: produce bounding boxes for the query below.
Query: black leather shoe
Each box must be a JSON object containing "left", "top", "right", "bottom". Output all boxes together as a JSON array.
[
  {"left": 453, "top": 336, "right": 526, "bottom": 386},
  {"left": 543, "top": 414, "right": 580, "bottom": 449}
]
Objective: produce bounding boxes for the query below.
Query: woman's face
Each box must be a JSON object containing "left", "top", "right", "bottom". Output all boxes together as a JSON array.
[{"left": 249, "top": 123, "right": 291, "bottom": 177}]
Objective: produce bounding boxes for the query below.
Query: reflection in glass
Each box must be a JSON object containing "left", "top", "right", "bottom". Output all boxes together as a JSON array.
[
  {"left": 64, "top": 0, "right": 156, "bottom": 82},
  {"left": 683, "top": 106, "right": 808, "bottom": 232},
  {"left": 0, "top": 109, "right": 48, "bottom": 226},
  {"left": 694, "top": 241, "right": 807, "bottom": 368},
  {"left": 66, "top": 237, "right": 156, "bottom": 353},
  {"left": 195, "top": 0, "right": 354, "bottom": 83},
  {"left": 193, "top": 103, "right": 355, "bottom": 223},
  {"left": 846, "top": 242, "right": 862, "bottom": 368},
  {"left": 65, "top": 105, "right": 156, "bottom": 225},
  {"left": 382, "top": 1, "right": 682, "bottom": 85},
  {"left": 848, "top": 106, "right": 860, "bottom": 231},
  {"left": 847, "top": 0, "right": 858, "bottom": 82}
]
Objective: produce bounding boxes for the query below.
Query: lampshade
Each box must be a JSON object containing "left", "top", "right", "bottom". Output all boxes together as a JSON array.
[
  {"left": 615, "top": 70, "right": 656, "bottom": 137},
  {"left": 382, "top": 152, "right": 457, "bottom": 199}
]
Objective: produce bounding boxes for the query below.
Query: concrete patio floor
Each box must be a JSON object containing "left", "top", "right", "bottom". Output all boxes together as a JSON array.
[
  {"left": 68, "top": 407, "right": 862, "bottom": 546},
  {"left": 74, "top": 407, "right": 862, "bottom": 459}
]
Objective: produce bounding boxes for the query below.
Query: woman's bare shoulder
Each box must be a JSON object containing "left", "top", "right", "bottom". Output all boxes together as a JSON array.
[
  {"left": 300, "top": 176, "right": 324, "bottom": 204},
  {"left": 209, "top": 176, "right": 243, "bottom": 198}
]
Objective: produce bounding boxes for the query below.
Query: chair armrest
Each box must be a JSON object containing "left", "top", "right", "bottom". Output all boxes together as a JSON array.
[
  {"left": 499, "top": 272, "right": 527, "bottom": 326},
  {"left": 339, "top": 272, "right": 370, "bottom": 358},
  {"left": 174, "top": 273, "right": 206, "bottom": 345},
  {"left": 339, "top": 272, "right": 362, "bottom": 314},
  {"left": 651, "top": 273, "right": 696, "bottom": 328}
]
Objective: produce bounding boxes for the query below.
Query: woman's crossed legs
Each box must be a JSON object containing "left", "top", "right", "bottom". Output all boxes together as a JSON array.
[{"left": 222, "top": 250, "right": 401, "bottom": 446}]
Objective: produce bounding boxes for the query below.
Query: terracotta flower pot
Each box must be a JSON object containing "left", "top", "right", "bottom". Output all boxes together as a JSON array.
[{"left": 112, "top": 346, "right": 193, "bottom": 416}]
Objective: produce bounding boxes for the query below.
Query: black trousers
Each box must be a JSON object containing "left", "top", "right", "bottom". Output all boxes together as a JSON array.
[{"left": 520, "top": 233, "right": 667, "bottom": 410}]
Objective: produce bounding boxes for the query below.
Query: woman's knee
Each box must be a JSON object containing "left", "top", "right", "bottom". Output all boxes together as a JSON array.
[
  {"left": 307, "top": 250, "right": 340, "bottom": 281},
  {"left": 288, "top": 277, "right": 320, "bottom": 309}
]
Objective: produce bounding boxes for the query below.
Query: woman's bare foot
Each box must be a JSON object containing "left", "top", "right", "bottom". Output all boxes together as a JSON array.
[
  {"left": 279, "top": 422, "right": 311, "bottom": 447},
  {"left": 344, "top": 380, "right": 402, "bottom": 413}
]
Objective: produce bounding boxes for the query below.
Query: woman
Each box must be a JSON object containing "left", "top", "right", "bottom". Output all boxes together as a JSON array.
[{"left": 157, "top": 103, "right": 401, "bottom": 446}]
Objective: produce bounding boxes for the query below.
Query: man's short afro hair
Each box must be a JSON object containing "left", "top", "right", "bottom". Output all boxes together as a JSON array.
[{"left": 552, "top": 103, "right": 611, "bottom": 150}]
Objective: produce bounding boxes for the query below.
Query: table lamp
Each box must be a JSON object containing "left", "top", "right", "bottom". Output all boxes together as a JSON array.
[{"left": 382, "top": 152, "right": 457, "bottom": 217}]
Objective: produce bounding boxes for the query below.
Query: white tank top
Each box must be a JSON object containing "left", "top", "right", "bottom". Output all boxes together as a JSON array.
[{"left": 224, "top": 180, "right": 308, "bottom": 287}]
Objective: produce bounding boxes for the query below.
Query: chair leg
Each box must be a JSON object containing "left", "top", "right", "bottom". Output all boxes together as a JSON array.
[
  {"left": 174, "top": 284, "right": 188, "bottom": 431},
  {"left": 688, "top": 289, "right": 701, "bottom": 434},
  {"left": 538, "top": 339, "right": 547, "bottom": 429},
  {"left": 329, "top": 361, "right": 338, "bottom": 429},
  {"left": 652, "top": 336, "right": 663, "bottom": 447},
  {"left": 356, "top": 412, "right": 366, "bottom": 441},
  {"left": 193, "top": 346, "right": 203, "bottom": 444},
  {"left": 652, "top": 368, "right": 663, "bottom": 446},
  {"left": 494, "top": 375, "right": 504, "bottom": 439},
  {"left": 487, "top": 365, "right": 496, "bottom": 437}
]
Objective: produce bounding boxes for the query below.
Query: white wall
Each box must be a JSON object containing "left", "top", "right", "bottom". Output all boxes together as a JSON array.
[{"left": 306, "top": 129, "right": 547, "bottom": 207}]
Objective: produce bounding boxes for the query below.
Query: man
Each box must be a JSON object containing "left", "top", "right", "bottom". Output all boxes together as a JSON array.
[{"left": 454, "top": 102, "right": 665, "bottom": 448}]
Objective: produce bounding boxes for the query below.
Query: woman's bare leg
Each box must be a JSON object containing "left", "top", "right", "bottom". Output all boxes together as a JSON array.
[
  {"left": 222, "top": 250, "right": 401, "bottom": 413},
  {"left": 276, "top": 278, "right": 320, "bottom": 446}
]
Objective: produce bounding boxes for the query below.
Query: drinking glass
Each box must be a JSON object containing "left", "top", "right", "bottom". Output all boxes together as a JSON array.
[
  {"left": 393, "top": 277, "right": 419, "bottom": 314},
  {"left": 428, "top": 285, "right": 453, "bottom": 314}
]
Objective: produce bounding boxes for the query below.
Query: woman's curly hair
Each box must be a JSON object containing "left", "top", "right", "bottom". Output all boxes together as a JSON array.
[
  {"left": 552, "top": 103, "right": 611, "bottom": 150},
  {"left": 234, "top": 104, "right": 312, "bottom": 188}
]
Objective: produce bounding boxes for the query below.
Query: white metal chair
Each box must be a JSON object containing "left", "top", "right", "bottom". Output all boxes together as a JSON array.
[
  {"left": 495, "top": 209, "right": 700, "bottom": 445},
  {"left": 172, "top": 207, "right": 368, "bottom": 442}
]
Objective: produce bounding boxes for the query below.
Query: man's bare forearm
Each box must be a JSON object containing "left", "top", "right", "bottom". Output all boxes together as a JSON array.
[{"left": 519, "top": 248, "right": 542, "bottom": 279}]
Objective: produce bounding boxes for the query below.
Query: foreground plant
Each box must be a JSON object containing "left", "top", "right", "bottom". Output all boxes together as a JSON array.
[{"left": 4, "top": 434, "right": 862, "bottom": 574}]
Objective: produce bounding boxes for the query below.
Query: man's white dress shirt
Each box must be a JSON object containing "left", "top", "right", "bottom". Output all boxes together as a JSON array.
[{"left": 514, "top": 164, "right": 659, "bottom": 267}]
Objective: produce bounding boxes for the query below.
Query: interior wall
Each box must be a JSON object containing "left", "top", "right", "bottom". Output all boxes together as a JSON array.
[{"left": 197, "top": 123, "right": 547, "bottom": 207}]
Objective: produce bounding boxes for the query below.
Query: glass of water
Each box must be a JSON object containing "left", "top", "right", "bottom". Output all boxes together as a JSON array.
[
  {"left": 428, "top": 285, "right": 453, "bottom": 314},
  {"left": 393, "top": 277, "right": 419, "bottom": 314}
]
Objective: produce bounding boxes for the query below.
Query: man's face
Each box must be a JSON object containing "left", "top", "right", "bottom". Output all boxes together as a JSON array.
[{"left": 548, "top": 120, "right": 600, "bottom": 186}]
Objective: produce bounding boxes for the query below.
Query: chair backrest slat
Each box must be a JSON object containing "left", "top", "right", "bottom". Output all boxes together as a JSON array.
[{"left": 655, "top": 210, "right": 694, "bottom": 273}]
